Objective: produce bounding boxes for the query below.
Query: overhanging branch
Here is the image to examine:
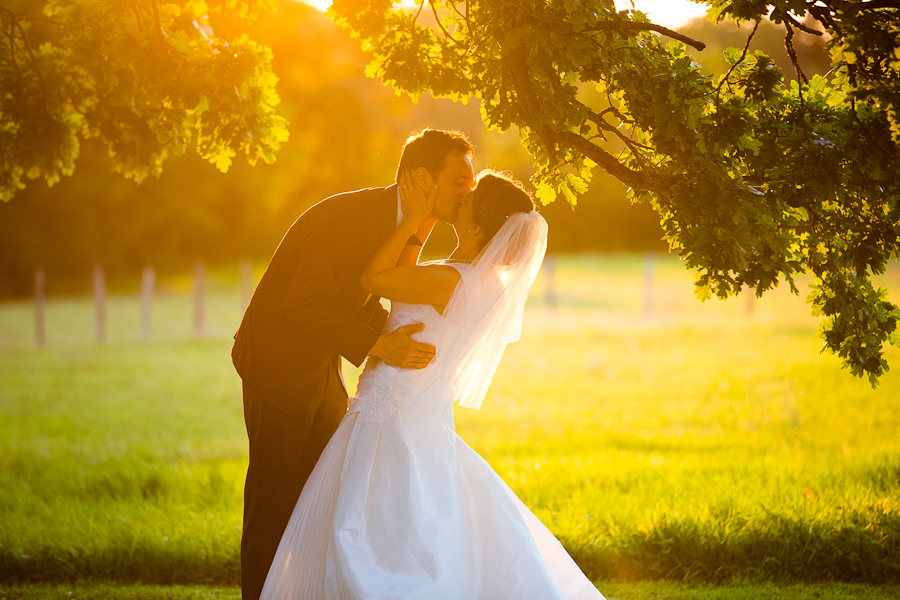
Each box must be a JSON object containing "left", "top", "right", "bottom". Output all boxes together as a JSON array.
[
  {"left": 584, "top": 21, "right": 706, "bottom": 51},
  {"left": 551, "top": 130, "right": 667, "bottom": 194}
]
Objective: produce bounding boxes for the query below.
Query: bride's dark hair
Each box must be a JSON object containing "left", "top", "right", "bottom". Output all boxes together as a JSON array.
[{"left": 471, "top": 170, "right": 537, "bottom": 242}]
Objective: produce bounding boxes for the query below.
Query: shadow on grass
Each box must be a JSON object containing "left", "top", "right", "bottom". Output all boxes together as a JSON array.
[
  {"left": 3, "top": 506, "right": 898, "bottom": 586},
  {"left": 567, "top": 507, "right": 900, "bottom": 585}
]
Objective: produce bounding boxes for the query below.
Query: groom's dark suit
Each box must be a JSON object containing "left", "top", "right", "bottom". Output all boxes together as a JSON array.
[{"left": 232, "top": 185, "right": 397, "bottom": 600}]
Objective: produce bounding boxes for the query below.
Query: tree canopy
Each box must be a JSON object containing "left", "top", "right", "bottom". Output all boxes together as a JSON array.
[
  {"left": 0, "top": 0, "right": 288, "bottom": 202},
  {"left": 3, "top": 0, "right": 898, "bottom": 385},
  {"left": 0, "top": 0, "right": 479, "bottom": 294},
  {"left": 0, "top": 0, "right": 669, "bottom": 298},
  {"left": 329, "top": 0, "right": 900, "bottom": 385}
]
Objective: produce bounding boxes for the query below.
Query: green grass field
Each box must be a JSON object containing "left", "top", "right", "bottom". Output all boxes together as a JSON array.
[{"left": 1, "top": 254, "right": 899, "bottom": 598}]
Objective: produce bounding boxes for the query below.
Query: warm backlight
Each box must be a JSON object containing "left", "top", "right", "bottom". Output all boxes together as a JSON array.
[{"left": 298, "top": 0, "right": 709, "bottom": 29}]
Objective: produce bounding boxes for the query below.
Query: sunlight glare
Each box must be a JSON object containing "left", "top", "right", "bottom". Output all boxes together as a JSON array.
[
  {"left": 613, "top": 0, "right": 709, "bottom": 29},
  {"left": 299, "top": 0, "right": 709, "bottom": 29},
  {"left": 299, "top": 0, "right": 335, "bottom": 13}
]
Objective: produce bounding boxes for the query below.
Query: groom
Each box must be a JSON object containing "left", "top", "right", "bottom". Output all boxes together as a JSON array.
[{"left": 232, "top": 129, "right": 476, "bottom": 600}]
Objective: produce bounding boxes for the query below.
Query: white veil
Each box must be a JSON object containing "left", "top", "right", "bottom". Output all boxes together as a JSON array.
[
  {"left": 438, "top": 210, "right": 548, "bottom": 409},
  {"left": 402, "top": 210, "right": 548, "bottom": 444}
]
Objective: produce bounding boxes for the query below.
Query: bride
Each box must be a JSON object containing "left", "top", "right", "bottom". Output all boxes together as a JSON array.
[{"left": 260, "top": 169, "right": 606, "bottom": 600}]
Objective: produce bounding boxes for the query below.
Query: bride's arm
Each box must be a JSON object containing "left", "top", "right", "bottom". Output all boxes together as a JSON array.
[{"left": 362, "top": 171, "right": 461, "bottom": 307}]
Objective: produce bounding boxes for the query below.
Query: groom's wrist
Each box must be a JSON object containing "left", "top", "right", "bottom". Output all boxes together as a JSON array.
[{"left": 417, "top": 217, "right": 438, "bottom": 230}]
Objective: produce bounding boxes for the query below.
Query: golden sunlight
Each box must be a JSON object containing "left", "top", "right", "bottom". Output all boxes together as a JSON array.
[
  {"left": 298, "top": 0, "right": 709, "bottom": 29},
  {"left": 613, "top": 0, "right": 709, "bottom": 28}
]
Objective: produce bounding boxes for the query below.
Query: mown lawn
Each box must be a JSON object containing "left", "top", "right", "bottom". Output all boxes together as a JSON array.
[{"left": 1, "top": 254, "right": 899, "bottom": 597}]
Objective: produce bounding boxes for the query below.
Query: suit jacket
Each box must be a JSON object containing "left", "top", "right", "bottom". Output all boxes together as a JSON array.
[{"left": 232, "top": 186, "right": 396, "bottom": 414}]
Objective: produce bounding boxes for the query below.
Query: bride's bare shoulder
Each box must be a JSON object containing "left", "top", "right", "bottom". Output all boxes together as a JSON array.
[{"left": 415, "top": 262, "right": 465, "bottom": 279}]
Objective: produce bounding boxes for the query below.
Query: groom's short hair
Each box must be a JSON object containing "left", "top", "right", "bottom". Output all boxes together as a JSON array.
[{"left": 396, "top": 129, "right": 474, "bottom": 183}]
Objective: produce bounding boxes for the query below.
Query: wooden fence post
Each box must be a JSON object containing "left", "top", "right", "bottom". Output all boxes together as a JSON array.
[
  {"left": 141, "top": 266, "right": 155, "bottom": 340},
  {"left": 93, "top": 264, "right": 106, "bottom": 342},
  {"left": 240, "top": 259, "right": 254, "bottom": 313},
  {"left": 544, "top": 255, "right": 557, "bottom": 310},
  {"left": 643, "top": 253, "right": 655, "bottom": 314},
  {"left": 193, "top": 262, "right": 206, "bottom": 336},
  {"left": 744, "top": 286, "right": 755, "bottom": 316},
  {"left": 35, "top": 269, "right": 45, "bottom": 348}
]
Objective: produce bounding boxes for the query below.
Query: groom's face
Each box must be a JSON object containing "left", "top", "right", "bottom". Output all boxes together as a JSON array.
[{"left": 431, "top": 152, "right": 475, "bottom": 223}]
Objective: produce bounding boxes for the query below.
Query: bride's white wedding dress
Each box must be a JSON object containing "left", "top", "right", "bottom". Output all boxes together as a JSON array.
[
  {"left": 262, "top": 210, "right": 602, "bottom": 599},
  {"left": 259, "top": 267, "right": 605, "bottom": 599}
]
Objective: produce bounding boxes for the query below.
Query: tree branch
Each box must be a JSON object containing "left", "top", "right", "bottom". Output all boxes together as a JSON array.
[
  {"left": 780, "top": 10, "right": 823, "bottom": 35},
  {"left": 429, "top": 0, "right": 459, "bottom": 44},
  {"left": 3, "top": 17, "right": 23, "bottom": 77},
  {"left": 583, "top": 21, "right": 706, "bottom": 51},
  {"left": 10, "top": 17, "right": 42, "bottom": 80},
  {"left": 551, "top": 130, "right": 666, "bottom": 193},
  {"left": 587, "top": 110, "right": 655, "bottom": 155},
  {"left": 446, "top": 0, "right": 470, "bottom": 32},
  {"left": 783, "top": 16, "right": 810, "bottom": 129},
  {"left": 93, "top": 3, "right": 135, "bottom": 53},
  {"left": 0, "top": 6, "right": 68, "bottom": 30},
  {"left": 149, "top": 0, "right": 188, "bottom": 60},
  {"left": 411, "top": 0, "right": 426, "bottom": 28},
  {"left": 715, "top": 20, "right": 759, "bottom": 127}
]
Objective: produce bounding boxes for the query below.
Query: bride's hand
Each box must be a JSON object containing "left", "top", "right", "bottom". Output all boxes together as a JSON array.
[{"left": 399, "top": 170, "right": 437, "bottom": 227}]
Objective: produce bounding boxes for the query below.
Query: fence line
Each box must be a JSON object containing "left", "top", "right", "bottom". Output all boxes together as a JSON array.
[
  {"left": 192, "top": 262, "right": 206, "bottom": 337},
  {"left": 141, "top": 267, "right": 155, "bottom": 340},
  {"left": 643, "top": 253, "right": 655, "bottom": 314},
  {"left": 25, "top": 254, "right": 799, "bottom": 346},
  {"left": 93, "top": 265, "right": 106, "bottom": 342},
  {"left": 543, "top": 256, "right": 556, "bottom": 310},
  {"left": 240, "top": 260, "right": 254, "bottom": 313},
  {"left": 28, "top": 261, "right": 259, "bottom": 346}
]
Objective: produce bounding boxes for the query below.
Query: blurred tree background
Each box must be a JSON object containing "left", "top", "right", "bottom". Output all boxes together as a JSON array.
[{"left": 0, "top": 1, "right": 829, "bottom": 298}]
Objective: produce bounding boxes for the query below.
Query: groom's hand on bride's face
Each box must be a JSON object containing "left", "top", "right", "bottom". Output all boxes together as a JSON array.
[
  {"left": 370, "top": 323, "right": 436, "bottom": 369},
  {"left": 400, "top": 170, "right": 436, "bottom": 224}
]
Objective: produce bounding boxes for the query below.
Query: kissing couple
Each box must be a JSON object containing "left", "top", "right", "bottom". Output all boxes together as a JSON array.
[{"left": 232, "top": 129, "right": 605, "bottom": 599}]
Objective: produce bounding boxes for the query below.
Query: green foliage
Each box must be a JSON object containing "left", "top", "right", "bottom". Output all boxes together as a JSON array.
[
  {"left": 0, "top": 1, "right": 501, "bottom": 298},
  {"left": 330, "top": 0, "right": 900, "bottom": 385},
  {"left": 0, "top": 0, "right": 288, "bottom": 201},
  {"left": 0, "top": 0, "right": 673, "bottom": 300}
]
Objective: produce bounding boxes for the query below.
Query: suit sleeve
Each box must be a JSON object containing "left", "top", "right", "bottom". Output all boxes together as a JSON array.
[
  {"left": 284, "top": 217, "right": 382, "bottom": 367},
  {"left": 360, "top": 296, "right": 390, "bottom": 334}
]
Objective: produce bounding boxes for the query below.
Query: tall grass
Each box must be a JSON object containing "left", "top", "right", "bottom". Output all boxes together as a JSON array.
[{"left": 1, "top": 255, "right": 898, "bottom": 586}]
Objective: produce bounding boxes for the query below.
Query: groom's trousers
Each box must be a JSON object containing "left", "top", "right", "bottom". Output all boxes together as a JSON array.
[{"left": 240, "top": 371, "right": 347, "bottom": 600}]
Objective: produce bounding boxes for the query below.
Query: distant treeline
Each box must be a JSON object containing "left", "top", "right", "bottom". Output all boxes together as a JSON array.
[{"left": 0, "top": 4, "right": 828, "bottom": 298}]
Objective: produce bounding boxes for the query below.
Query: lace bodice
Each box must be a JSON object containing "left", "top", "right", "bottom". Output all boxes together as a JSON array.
[
  {"left": 349, "top": 261, "right": 468, "bottom": 429},
  {"left": 350, "top": 301, "right": 446, "bottom": 424}
]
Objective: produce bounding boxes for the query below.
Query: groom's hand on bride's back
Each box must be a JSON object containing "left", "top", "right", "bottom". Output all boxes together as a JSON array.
[{"left": 370, "top": 323, "right": 436, "bottom": 369}]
